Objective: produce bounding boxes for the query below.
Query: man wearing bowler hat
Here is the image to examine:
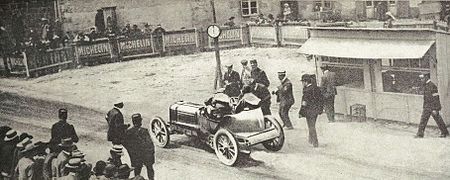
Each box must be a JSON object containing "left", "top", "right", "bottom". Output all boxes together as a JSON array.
[
  {"left": 250, "top": 59, "right": 270, "bottom": 88},
  {"left": 223, "top": 63, "right": 241, "bottom": 97},
  {"left": 273, "top": 71, "right": 294, "bottom": 129},
  {"left": 50, "top": 108, "right": 79, "bottom": 152},
  {"left": 319, "top": 64, "right": 337, "bottom": 123},
  {"left": 415, "top": 73, "right": 449, "bottom": 138},
  {"left": 299, "top": 74, "right": 323, "bottom": 147},
  {"left": 106, "top": 101, "right": 129, "bottom": 145},
  {"left": 124, "top": 113, "right": 155, "bottom": 180}
]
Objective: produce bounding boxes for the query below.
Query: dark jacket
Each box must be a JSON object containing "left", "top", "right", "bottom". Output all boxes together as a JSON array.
[
  {"left": 252, "top": 83, "right": 271, "bottom": 104},
  {"left": 50, "top": 121, "right": 79, "bottom": 146},
  {"left": 299, "top": 84, "right": 323, "bottom": 117},
  {"left": 275, "top": 78, "right": 295, "bottom": 106},
  {"left": 106, "top": 108, "right": 126, "bottom": 143},
  {"left": 320, "top": 70, "right": 337, "bottom": 99},
  {"left": 123, "top": 126, "right": 155, "bottom": 163},
  {"left": 423, "top": 80, "right": 441, "bottom": 111},
  {"left": 0, "top": 140, "right": 20, "bottom": 178},
  {"left": 223, "top": 70, "right": 241, "bottom": 97},
  {"left": 251, "top": 68, "right": 270, "bottom": 87}
]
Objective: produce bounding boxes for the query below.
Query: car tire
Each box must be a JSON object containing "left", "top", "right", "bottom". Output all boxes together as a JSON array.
[
  {"left": 213, "top": 128, "right": 239, "bottom": 166},
  {"left": 262, "top": 116, "right": 285, "bottom": 152},
  {"left": 150, "top": 116, "right": 170, "bottom": 148}
]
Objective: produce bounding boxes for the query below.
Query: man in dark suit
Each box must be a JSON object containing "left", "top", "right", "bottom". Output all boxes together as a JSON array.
[
  {"left": 319, "top": 65, "right": 337, "bottom": 122},
  {"left": 123, "top": 113, "right": 155, "bottom": 180},
  {"left": 223, "top": 63, "right": 241, "bottom": 97},
  {"left": 106, "top": 102, "right": 129, "bottom": 145},
  {"left": 415, "top": 73, "right": 449, "bottom": 138},
  {"left": 247, "top": 80, "right": 272, "bottom": 115},
  {"left": 273, "top": 71, "right": 294, "bottom": 129},
  {"left": 250, "top": 59, "right": 270, "bottom": 88},
  {"left": 299, "top": 74, "right": 323, "bottom": 147},
  {"left": 50, "top": 109, "right": 79, "bottom": 152}
]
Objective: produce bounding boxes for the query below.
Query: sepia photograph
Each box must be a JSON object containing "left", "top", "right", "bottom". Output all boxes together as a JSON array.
[{"left": 0, "top": 0, "right": 450, "bottom": 179}]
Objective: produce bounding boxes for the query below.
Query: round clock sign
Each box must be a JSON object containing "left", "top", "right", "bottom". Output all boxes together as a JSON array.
[{"left": 207, "top": 25, "right": 221, "bottom": 38}]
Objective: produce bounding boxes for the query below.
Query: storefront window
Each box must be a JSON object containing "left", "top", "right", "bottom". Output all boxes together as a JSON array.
[
  {"left": 321, "top": 56, "right": 365, "bottom": 89},
  {"left": 382, "top": 58, "right": 430, "bottom": 95}
]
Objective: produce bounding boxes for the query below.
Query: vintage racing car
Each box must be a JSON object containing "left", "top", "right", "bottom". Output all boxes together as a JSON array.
[{"left": 149, "top": 92, "right": 285, "bottom": 166}]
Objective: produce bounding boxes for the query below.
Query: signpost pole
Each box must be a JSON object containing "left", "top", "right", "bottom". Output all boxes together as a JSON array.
[{"left": 211, "top": 0, "right": 223, "bottom": 90}]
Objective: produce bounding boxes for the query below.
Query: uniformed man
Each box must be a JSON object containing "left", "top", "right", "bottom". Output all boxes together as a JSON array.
[
  {"left": 415, "top": 73, "right": 449, "bottom": 138},
  {"left": 50, "top": 108, "right": 79, "bottom": 152},
  {"left": 106, "top": 101, "right": 128, "bottom": 145},
  {"left": 250, "top": 59, "right": 270, "bottom": 88},
  {"left": 240, "top": 60, "right": 252, "bottom": 87},
  {"left": 223, "top": 63, "right": 241, "bottom": 97},
  {"left": 273, "top": 71, "right": 294, "bottom": 129},
  {"left": 299, "top": 74, "right": 323, "bottom": 148},
  {"left": 123, "top": 113, "right": 155, "bottom": 180},
  {"left": 319, "top": 65, "right": 337, "bottom": 123}
]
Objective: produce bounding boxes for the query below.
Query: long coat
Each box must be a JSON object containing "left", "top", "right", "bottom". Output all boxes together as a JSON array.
[
  {"left": 223, "top": 70, "right": 241, "bottom": 97},
  {"left": 251, "top": 68, "right": 270, "bottom": 87},
  {"left": 320, "top": 70, "right": 337, "bottom": 99},
  {"left": 275, "top": 78, "right": 294, "bottom": 106},
  {"left": 423, "top": 80, "right": 441, "bottom": 111},
  {"left": 50, "top": 121, "right": 79, "bottom": 148},
  {"left": 123, "top": 126, "right": 155, "bottom": 166},
  {"left": 0, "top": 140, "right": 20, "bottom": 178},
  {"left": 299, "top": 84, "right": 323, "bottom": 117},
  {"left": 106, "top": 108, "right": 126, "bottom": 144}
]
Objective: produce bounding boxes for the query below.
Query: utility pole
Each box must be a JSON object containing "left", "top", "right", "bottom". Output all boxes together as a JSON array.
[{"left": 210, "top": 0, "right": 223, "bottom": 90}]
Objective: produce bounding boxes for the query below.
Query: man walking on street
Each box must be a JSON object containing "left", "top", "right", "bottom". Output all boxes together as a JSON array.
[
  {"left": 50, "top": 109, "right": 79, "bottom": 152},
  {"left": 250, "top": 59, "right": 270, "bottom": 88},
  {"left": 299, "top": 74, "right": 323, "bottom": 148},
  {"left": 106, "top": 101, "right": 129, "bottom": 145},
  {"left": 123, "top": 113, "right": 155, "bottom": 180},
  {"left": 273, "top": 71, "right": 294, "bottom": 129},
  {"left": 415, "top": 73, "right": 449, "bottom": 138},
  {"left": 319, "top": 65, "right": 337, "bottom": 123}
]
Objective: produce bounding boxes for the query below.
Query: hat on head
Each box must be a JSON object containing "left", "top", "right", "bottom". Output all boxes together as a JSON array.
[
  {"left": 229, "top": 16, "right": 235, "bottom": 20},
  {"left": 249, "top": 59, "right": 257, "bottom": 64},
  {"left": 114, "top": 99, "right": 124, "bottom": 108},
  {"left": 58, "top": 108, "right": 68, "bottom": 118},
  {"left": 277, "top": 71, "right": 286, "bottom": 76},
  {"left": 110, "top": 145, "right": 124, "bottom": 156},
  {"left": 301, "top": 74, "right": 311, "bottom": 82},
  {"left": 0, "top": 126, "right": 12, "bottom": 136},
  {"left": 132, "top": 113, "right": 143, "bottom": 124},
  {"left": 117, "top": 164, "right": 134, "bottom": 177},
  {"left": 4, "top": 130, "right": 18, "bottom": 142},
  {"left": 71, "top": 149, "right": 86, "bottom": 160},
  {"left": 16, "top": 137, "right": 32, "bottom": 149},
  {"left": 65, "top": 158, "right": 82, "bottom": 171},
  {"left": 21, "top": 143, "right": 38, "bottom": 155},
  {"left": 240, "top": 60, "right": 248, "bottom": 65},
  {"left": 224, "top": 63, "right": 233, "bottom": 68},
  {"left": 59, "top": 137, "right": 74, "bottom": 148}
]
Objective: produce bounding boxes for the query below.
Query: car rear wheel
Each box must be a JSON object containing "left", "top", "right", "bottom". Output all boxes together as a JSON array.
[
  {"left": 262, "top": 116, "right": 285, "bottom": 151},
  {"left": 150, "top": 116, "right": 170, "bottom": 148},
  {"left": 213, "top": 128, "right": 239, "bottom": 166}
]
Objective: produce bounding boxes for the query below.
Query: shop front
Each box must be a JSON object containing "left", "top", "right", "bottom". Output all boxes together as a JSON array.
[{"left": 300, "top": 28, "right": 450, "bottom": 125}]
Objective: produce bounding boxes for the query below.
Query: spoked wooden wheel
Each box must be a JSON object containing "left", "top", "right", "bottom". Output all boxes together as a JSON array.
[
  {"left": 262, "top": 116, "right": 285, "bottom": 151},
  {"left": 150, "top": 116, "right": 170, "bottom": 148},
  {"left": 213, "top": 128, "right": 239, "bottom": 166}
]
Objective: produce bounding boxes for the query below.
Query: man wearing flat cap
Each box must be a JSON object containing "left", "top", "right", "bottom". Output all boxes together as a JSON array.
[
  {"left": 223, "top": 63, "right": 241, "bottom": 97},
  {"left": 124, "top": 113, "right": 155, "bottom": 180},
  {"left": 250, "top": 59, "right": 270, "bottom": 88},
  {"left": 415, "top": 73, "right": 449, "bottom": 138},
  {"left": 106, "top": 101, "right": 129, "bottom": 145},
  {"left": 273, "top": 71, "right": 294, "bottom": 129},
  {"left": 299, "top": 74, "right": 324, "bottom": 147},
  {"left": 319, "top": 64, "right": 337, "bottom": 123},
  {"left": 50, "top": 108, "right": 79, "bottom": 152}
]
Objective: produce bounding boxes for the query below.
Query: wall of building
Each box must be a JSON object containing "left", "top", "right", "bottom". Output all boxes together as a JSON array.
[
  {"left": 436, "top": 32, "right": 450, "bottom": 125},
  {"left": 59, "top": 0, "right": 213, "bottom": 32}
]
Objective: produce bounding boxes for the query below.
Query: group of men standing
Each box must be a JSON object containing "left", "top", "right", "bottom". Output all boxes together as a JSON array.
[{"left": 222, "top": 59, "right": 338, "bottom": 147}]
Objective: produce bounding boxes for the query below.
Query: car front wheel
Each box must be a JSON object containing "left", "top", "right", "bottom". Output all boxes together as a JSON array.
[
  {"left": 150, "top": 116, "right": 170, "bottom": 148},
  {"left": 213, "top": 128, "right": 239, "bottom": 166}
]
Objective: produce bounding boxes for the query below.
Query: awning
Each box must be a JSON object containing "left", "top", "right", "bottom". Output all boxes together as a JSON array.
[{"left": 299, "top": 38, "right": 435, "bottom": 59}]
